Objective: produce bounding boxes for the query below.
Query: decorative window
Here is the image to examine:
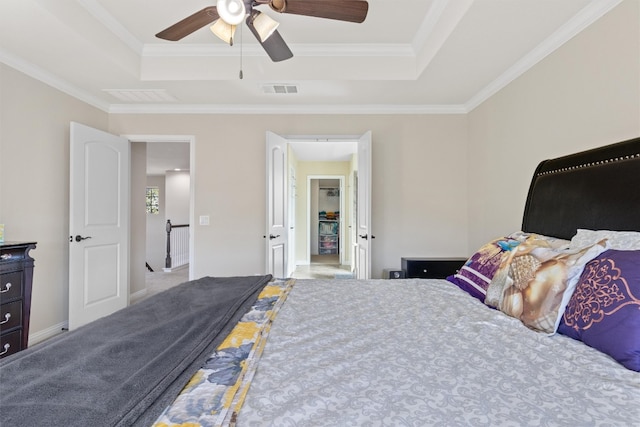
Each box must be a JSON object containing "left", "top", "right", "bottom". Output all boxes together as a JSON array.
[{"left": 146, "top": 187, "right": 159, "bottom": 214}]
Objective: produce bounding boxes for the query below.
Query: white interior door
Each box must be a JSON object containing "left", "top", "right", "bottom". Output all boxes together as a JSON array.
[
  {"left": 287, "top": 165, "right": 296, "bottom": 277},
  {"left": 69, "top": 122, "right": 130, "bottom": 330},
  {"left": 355, "top": 131, "right": 372, "bottom": 279},
  {"left": 266, "top": 131, "right": 288, "bottom": 278}
]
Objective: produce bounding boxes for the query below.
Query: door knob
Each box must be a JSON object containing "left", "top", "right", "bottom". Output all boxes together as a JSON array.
[
  {"left": 359, "top": 234, "right": 368, "bottom": 240},
  {"left": 269, "top": 234, "right": 280, "bottom": 240},
  {"left": 74, "top": 235, "right": 92, "bottom": 242}
]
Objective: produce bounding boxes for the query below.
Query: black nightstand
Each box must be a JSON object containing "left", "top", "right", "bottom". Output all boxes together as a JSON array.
[{"left": 401, "top": 257, "right": 466, "bottom": 279}]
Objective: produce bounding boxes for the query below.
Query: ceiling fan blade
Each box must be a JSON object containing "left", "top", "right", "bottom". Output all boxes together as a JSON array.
[
  {"left": 246, "top": 15, "right": 294, "bottom": 62},
  {"left": 269, "top": 0, "right": 368, "bottom": 23},
  {"left": 156, "top": 6, "right": 219, "bottom": 41}
]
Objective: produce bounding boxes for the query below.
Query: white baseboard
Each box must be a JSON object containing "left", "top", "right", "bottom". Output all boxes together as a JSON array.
[
  {"left": 130, "top": 288, "right": 148, "bottom": 304},
  {"left": 29, "top": 321, "right": 68, "bottom": 346},
  {"left": 162, "top": 263, "right": 189, "bottom": 273}
]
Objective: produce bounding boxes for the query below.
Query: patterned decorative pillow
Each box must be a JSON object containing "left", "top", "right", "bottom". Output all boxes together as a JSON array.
[
  {"left": 446, "top": 236, "right": 524, "bottom": 301},
  {"left": 485, "top": 238, "right": 608, "bottom": 334},
  {"left": 508, "top": 231, "right": 571, "bottom": 250},
  {"left": 570, "top": 229, "right": 640, "bottom": 250},
  {"left": 558, "top": 250, "right": 640, "bottom": 372},
  {"left": 447, "top": 233, "right": 570, "bottom": 302}
]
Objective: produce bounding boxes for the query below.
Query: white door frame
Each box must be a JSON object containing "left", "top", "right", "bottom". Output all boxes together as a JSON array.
[
  {"left": 355, "top": 131, "right": 372, "bottom": 279},
  {"left": 266, "top": 132, "right": 289, "bottom": 278},
  {"left": 123, "top": 134, "right": 196, "bottom": 280},
  {"left": 306, "top": 175, "right": 345, "bottom": 265},
  {"left": 266, "top": 133, "right": 371, "bottom": 277},
  {"left": 287, "top": 164, "right": 297, "bottom": 277}
]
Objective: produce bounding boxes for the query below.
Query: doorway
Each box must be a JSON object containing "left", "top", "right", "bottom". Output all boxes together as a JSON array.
[
  {"left": 127, "top": 135, "right": 195, "bottom": 301},
  {"left": 265, "top": 132, "right": 371, "bottom": 279},
  {"left": 68, "top": 126, "right": 195, "bottom": 327},
  {"left": 293, "top": 176, "right": 350, "bottom": 279},
  {"left": 309, "top": 177, "right": 344, "bottom": 262}
]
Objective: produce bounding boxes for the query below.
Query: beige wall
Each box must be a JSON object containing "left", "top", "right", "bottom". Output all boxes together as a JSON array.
[
  {"left": 108, "top": 114, "right": 469, "bottom": 280},
  {"left": 165, "top": 170, "right": 191, "bottom": 225},
  {"left": 0, "top": 64, "right": 109, "bottom": 338},
  {"left": 145, "top": 175, "right": 166, "bottom": 272},
  {"left": 467, "top": 0, "right": 640, "bottom": 250},
  {"left": 0, "top": 0, "right": 638, "bottom": 341}
]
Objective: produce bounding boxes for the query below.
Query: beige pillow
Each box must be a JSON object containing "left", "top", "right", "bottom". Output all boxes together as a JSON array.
[{"left": 486, "top": 237, "right": 609, "bottom": 334}]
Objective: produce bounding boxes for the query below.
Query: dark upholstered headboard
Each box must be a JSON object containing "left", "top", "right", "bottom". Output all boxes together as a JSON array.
[{"left": 522, "top": 136, "right": 640, "bottom": 240}]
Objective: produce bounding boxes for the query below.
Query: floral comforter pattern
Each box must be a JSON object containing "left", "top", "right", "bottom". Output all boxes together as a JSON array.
[{"left": 153, "top": 278, "right": 294, "bottom": 427}]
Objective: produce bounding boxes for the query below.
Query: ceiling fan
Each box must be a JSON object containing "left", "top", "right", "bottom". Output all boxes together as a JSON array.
[{"left": 156, "top": 0, "right": 369, "bottom": 62}]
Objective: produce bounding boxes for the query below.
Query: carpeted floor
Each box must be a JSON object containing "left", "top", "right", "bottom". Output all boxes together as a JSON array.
[{"left": 137, "top": 267, "right": 189, "bottom": 303}]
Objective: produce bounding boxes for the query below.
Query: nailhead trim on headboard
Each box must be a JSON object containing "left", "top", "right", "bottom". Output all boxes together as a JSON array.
[
  {"left": 537, "top": 153, "right": 640, "bottom": 176},
  {"left": 523, "top": 137, "right": 640, "bottom": 240}
]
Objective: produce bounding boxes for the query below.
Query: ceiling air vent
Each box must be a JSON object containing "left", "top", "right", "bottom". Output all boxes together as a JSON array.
[
  {"left": 103, "top": 89, "right": 177, "bottom": 102},
  {"left": 261, "top": 84, "right": 298, "bottom": 94}
]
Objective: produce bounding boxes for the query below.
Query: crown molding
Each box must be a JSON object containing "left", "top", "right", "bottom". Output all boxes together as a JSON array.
[
  {"left": 142, "top": 43, "right": 414, "bottom": 58},
  {"left": 0, "top": 49, "right": 111, "bottom": 112},
  {"left": 78, "top": 0, "right": 144, "bottom": 55},
  {"left": 108, "top": 103, "right": 468, "bottom": 115},
  {"left": 2, "top": 0, "right": 623, "bottom": 116},
  {"left": 2, "top": 46, "right": 460, "bottom": 115},
  {"left": 465, "top": 0, "right": 623, "bottom": 112}
]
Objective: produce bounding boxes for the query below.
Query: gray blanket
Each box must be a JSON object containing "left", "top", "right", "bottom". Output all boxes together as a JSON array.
[{"left": 0, "top": 274, "right": 273, "bottom": 426}]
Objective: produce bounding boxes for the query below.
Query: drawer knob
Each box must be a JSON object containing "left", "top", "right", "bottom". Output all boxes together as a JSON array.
[
  {"left": 0, "top": 313, "right": 10, "bottom": 325},
  {"left": 0, "top": 343, "right": 9, "bottom": 356},
  {"left": 0, "top": 313, "right": 11, "bottom": 325},
  {"left": 0, "top": 283, "right": 11, "bottom": 293}
]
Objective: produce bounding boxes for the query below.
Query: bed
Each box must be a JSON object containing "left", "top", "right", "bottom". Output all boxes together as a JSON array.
[{"left": 1, "top": 137, "right": 639, "bottom": 426}]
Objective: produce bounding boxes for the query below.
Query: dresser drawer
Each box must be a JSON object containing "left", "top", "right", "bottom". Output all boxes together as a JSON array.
[
  {"left": 0, "top": 271, "right": 23, "bottom": 301},
  {"left": 0, "top": 242, "right": 36, "bottom": 355},
  {"left": 401, "top": 257, "right": 467, "bottom": 279},
  {"left": 0, "top": 300, "right": 22, "bottom": 332},
  {"left": 0, "top": 329, "right": 22, "bottom": 358}
]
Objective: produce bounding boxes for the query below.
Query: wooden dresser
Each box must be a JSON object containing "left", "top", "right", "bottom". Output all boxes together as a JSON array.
[{"left": 0, "top": 241, "right": 37, "bottom": 358}]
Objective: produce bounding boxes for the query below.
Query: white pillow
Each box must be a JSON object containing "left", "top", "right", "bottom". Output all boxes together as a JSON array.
[{"left": 570, "top": 229, "right": 640, "bottom": 250}]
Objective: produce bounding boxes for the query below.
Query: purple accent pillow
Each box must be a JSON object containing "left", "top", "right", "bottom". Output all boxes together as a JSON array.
[
  {"left": 558, "top": 249, "right": 640, "bottom": 371},
  {"left": 446, "top": 237, "right": 522, "bottom": 301}
]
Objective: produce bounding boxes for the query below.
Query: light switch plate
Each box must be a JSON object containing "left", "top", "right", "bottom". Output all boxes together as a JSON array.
[{"left": 199, "top": 215, "right": 210, "bottom": 226}]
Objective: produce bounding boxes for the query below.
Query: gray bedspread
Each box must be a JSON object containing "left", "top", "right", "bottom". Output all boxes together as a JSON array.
[
  {"left": 0, "top": 274, "right": 272, "bottom": 427},
  {"left": 238, "top": 278, "right": 640, "bottom": 426}
]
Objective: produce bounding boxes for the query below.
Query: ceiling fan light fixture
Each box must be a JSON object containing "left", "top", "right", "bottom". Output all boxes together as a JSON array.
[
  {"left": 216, "top": 0, "right": 246, "bottom": 25},
  {"left": 210, "top": 19, "right": 236, "bottom": 45},
  {"left": 251, "top": 11, "right": 280, "bottom": 42}
]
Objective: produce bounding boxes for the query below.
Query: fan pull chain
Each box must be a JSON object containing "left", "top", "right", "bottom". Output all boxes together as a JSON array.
[{"left": 239, "top": 21, "right": 244, "bottom": 79}]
